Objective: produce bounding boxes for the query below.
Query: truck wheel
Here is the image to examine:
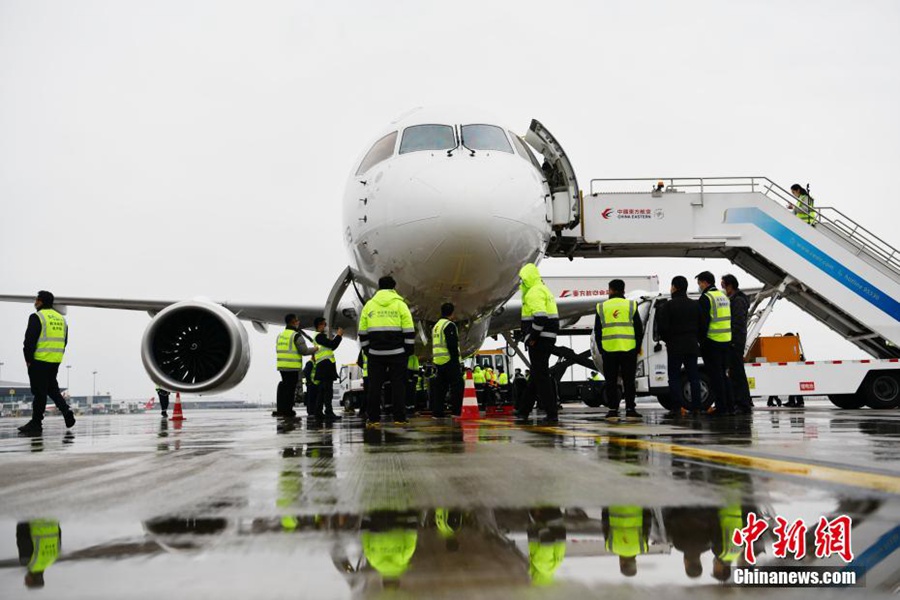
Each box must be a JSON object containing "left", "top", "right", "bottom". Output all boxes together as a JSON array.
[
  {"left": 828, "top": 394, "right": 865, "bottom": 409},
  {"left": 582, "top": 383, "right": 605, "bottom": 408},
  {"left": 656, "top": 393, "right": 674, "bottom": 410},
  {"left": 863, "top": 372, "right": 900, "bottom": 409}
]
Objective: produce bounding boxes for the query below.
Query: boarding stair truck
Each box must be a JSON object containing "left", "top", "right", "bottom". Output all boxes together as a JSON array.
[{"left": 557, "top": 177, "right": 900, "bottom": 410}]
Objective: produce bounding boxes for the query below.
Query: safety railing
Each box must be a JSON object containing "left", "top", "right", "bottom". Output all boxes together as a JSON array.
[{"left": 589, "top": 177, "right": 900, "bottom": 277}]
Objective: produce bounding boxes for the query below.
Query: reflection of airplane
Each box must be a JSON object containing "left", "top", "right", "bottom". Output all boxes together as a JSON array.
[{"left": 0, "top": 107, "right": 598, "bottom": 394}]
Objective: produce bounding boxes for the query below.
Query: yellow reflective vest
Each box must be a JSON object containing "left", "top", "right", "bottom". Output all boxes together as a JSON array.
[
  {"left": 27, "top": 520, "right": 60, "bottom": 573},
  {"left": 276, "top": 329, "right": 303, "bottom": 371},
  {"left": 597, "top": 297, "right": 637, "bottom": 352},
  {"left": 432, "top": 319, "right": 452, "bottom": 366},
  {"left": 34, "top": 309, "right": 67, "bottom": 363},
  {"left": 703, "top": 289, "right": 732, "bottom": 343},
  {"left": 606, "top": 506, "right": 648, "bottom": 558},
  {"left": 717, "top": 505, "right": 743, "bottom": 563}
]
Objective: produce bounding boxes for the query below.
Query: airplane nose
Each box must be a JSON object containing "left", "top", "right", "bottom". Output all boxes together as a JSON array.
[{"left": 377, "top": 157, "right": 548, "bottom": 318}]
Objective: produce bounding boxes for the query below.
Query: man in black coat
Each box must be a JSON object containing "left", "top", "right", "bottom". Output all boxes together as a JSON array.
[
  {"left": 313, "top": 317, "right": 343, "bottom": 422},
  {"left": 722, "top": 274, "right": 753, "bottom": 413},
  {"left": 656, "top": 276, "right": 704, "bottom": 414}
]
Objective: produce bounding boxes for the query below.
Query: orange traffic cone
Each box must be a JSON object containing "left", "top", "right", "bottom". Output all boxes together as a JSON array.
[
  {"left": 457, "top": 369, "right": 481, "bottom": 420},
  {"left": 170, "top": 392, "right": 186, "bottom": 421}
]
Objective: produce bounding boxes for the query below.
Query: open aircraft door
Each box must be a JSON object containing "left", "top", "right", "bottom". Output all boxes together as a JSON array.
[{"left": 524, "top": 119, "right": 580, "bottom": 231}]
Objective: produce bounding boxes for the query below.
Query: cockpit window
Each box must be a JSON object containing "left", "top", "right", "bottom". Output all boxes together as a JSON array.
[
  {"left": 510, "top": 131, "right": 542, "bottom": 170},
  {"left": 399, "top": 124, "right": 456, "bottom": 154},
  {"left": 461, "top": 124, "right": 513, "bottom": 153},
  {"left": 356, "top": 131, "right": 397, "bottom": 176}
]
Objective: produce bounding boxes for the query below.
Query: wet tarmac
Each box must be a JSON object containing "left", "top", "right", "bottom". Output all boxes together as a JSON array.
[{"left": 1, "top": 399, "right": 899, "bottom": 598}]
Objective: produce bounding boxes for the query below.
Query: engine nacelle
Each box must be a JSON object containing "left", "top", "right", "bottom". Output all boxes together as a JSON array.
[{"left": 141, "top": 299, "right": 251, "bottom": 393}]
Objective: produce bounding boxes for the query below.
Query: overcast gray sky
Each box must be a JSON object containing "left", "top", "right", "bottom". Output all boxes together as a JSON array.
[{"left": 1, "top": 0, "right": 898, "bottom": 401}]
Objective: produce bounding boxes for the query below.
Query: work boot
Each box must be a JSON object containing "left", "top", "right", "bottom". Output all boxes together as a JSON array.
[
  {"left": 796, "top": 398, "right": 805, "bottom": 407},
  {"left": 63, "top": 411, "right": 76, "bottom": 429},
  {"left": 785, "top": 398, "right": 797, "bottom": 408},
  {"left": 625, "top": 409, "right": 642, "bottom": 421},
  {"left": 325, "top": 413, "right": 342, "bottom": 421},
  {"left": 161, "top": 410, "right": 168, "bottom": 418},
  {"left": 17, "top": 421, "right": 42, "bottom": 436},
  {"left": 604, "top": 409, "right": 619, "bottom": 420}
]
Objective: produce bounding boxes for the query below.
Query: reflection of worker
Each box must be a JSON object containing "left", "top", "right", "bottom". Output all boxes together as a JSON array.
[
  {"left": 275, "top": 313, "right": 317, "bottom": 419},
  {"left": 527, "top": 508, "right": 566, "bottom": 586},
  {"left": 789, "top": 184, "right": 816, "bottom": 225},
  {"left": 434, "top": 508, "right": 463, "bottom": 551},
  {"left": 18, "top": 291, "right": 76, "bottom": 435},
  {"left": 711, "top": 504, "right": 744, "bottom": 582},
  {"left": 361, "top": 512, "right": 418, "bottom": 586},
  {"left": 663, "top": 506, "right": 716, "bottom": 579},
  {"left": 603, "top": 506, "right": 650, "bottom": 577},
  {"left": 431, "top": 303, "right": 463, "bottom": 417},
  {"left": 517, "top": 263, "right": 560, "bottom": 423},
  {"left": 155, "top": 387, "right": 170, "bottom": 418},
  {"left": 17, "top": 519, "right": 61, "bottom": 589},
  {"left": 596, "top": 279, "right": 644, "bottom": 420}
]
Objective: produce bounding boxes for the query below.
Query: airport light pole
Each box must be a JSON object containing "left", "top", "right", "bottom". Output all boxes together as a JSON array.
[{"left": 92, "top": 370, "right": 98, "bottom": 396}]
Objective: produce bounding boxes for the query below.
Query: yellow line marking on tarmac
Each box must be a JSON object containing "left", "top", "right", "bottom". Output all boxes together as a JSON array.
[{"left": 479, "top": 419, "right": 900, "bottom": 495}]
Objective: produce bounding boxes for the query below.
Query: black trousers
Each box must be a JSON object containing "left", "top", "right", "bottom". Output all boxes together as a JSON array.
[
  {"left": 306, "top": 379, "right": 318, "bottom": 417},
  {"left": 157, "top": 390, "right": 170, "bottom": 412},
  {"left": 602, "top": 350, "right": 637, "bottom": 411},
  {"left": 727, "top": 345, "right": 752, "bottom": 411},
  {"left": 277, "top": 371, "right": 300, "bottom": 415},
  {"left": 702, "top": 341, "right": 734, "bottom": 413},
  {"left": 432, "top": 362, "right": 463, "bottom": 417},
  {"left": 520, "top": 344, "right": 557, "bottom": 419},
  {"left": 28, "top": 361, "right": 70, "bottom": 422},
  {"left": 367, "top": 354, "right": 408, "bottom": 422},
  {"left": 667, "top": 352, "right": 701, "bottom": 411},
  {"left": 312, "top": 378, "right": 336, "bottom": 418}
]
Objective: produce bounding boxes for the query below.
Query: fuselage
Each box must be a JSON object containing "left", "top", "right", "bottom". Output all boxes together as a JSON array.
[{"left": 342, "top": 107, "right": 551, "bottom": 354}]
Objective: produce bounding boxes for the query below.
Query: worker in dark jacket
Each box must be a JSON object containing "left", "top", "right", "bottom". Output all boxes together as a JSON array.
[
  {"left": 313, "top": 317, "right": 343, "bottom": 422},
  {"left": 696, "top": 271, "right": 735, "bottom": 415},
  {"left": 595, "top": 279, "right": 644, "bottom": 420},
  {"left": 657, "top": 276, "right": 704, "bottom": 414},
  {"left": 431, "top": 302, "right": 463, "bottom": 417},
  {"left": 721, "top": 274, "right": 753, "bottom": 413},
  {"left": 18, "top": 291, "right": 75, "bottom": 435}
]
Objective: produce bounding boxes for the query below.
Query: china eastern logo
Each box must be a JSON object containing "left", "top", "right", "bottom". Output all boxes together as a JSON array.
[{"left": 602, "top": 207, "right": 663, "bottom": 220}]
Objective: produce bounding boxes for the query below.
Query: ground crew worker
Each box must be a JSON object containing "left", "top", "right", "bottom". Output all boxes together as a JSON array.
[
  {"left": 431, "top": 303, "right": 463, "bottom": 417},
  {"left": 406, "top": 354, "right": 420, "bottom": 413},
  {"left": 354, "top": 350, "right": 369, "bottom": 419},
  {"left": 516, "top": 263, "right": 560, "bottom": 423},
  {"left": 721, "top": 274, "right": 753, "bottom": 414},
  {"left": 603, "top": 506, "right": 650, "bottom": 577},
  {"left": 358, "top": 276, "right": 415, "bottom": 427},
  {"left": 790, "top": 183, "right": 816, "bottom": 225},
  {"left": 696, "top": 271, "right": 735, "bottom": 415},
  {"left": 155, "top": 387, "right": 170, "bottom": 418},
  {"left": 18, "top": 291, "right": 75, "bottom": 435},
  {"left": 595, "top": 279, "right": 644, "bottom": 421},
  {"left": 657, "top": 276, "right": 704, "bottom": 415},
  {"left": 497, "top": 367, "right": 509, "bottom": 404},
  {"left": 17, "top": 519, "right": 61, "bottom": 589},
  {"left": 472, "top": 365, "right": 486, "bottom": 405},
  {"left": 275, "top": 313, "right": 317, "bottom": 420},
  {"left": 513, "top": 368, "right": 527, "bottom": 409},
  {"left": 313, "top": 317, "right": 343, "bottom": 422}
]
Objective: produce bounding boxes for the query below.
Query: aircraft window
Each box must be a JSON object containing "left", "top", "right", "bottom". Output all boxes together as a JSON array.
[
  {"left": 356, "top": 131, "right": 398, "bottom": 176},
  {"left": 510, "top": 132, "right": 542, "bottom": 170},
  {"left": 399, "top": 125, "right": 456, "bottom": 154},
  {"left": 461, "top": 124, "right": 513, "bottom": 153}
]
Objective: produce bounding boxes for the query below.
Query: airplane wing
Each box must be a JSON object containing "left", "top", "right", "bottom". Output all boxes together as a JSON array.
[{"left": 0, "top": 294, "right": 344, "bottom": 331}]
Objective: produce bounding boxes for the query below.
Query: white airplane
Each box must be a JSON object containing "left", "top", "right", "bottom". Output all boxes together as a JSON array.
[{"left": 0, "top": 106, "right": 599, "bottom": 394}]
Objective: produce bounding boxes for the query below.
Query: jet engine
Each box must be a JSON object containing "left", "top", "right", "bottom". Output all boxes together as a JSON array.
[{"left": 141, "top": 299, "right": 251, "bottom": 393}]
